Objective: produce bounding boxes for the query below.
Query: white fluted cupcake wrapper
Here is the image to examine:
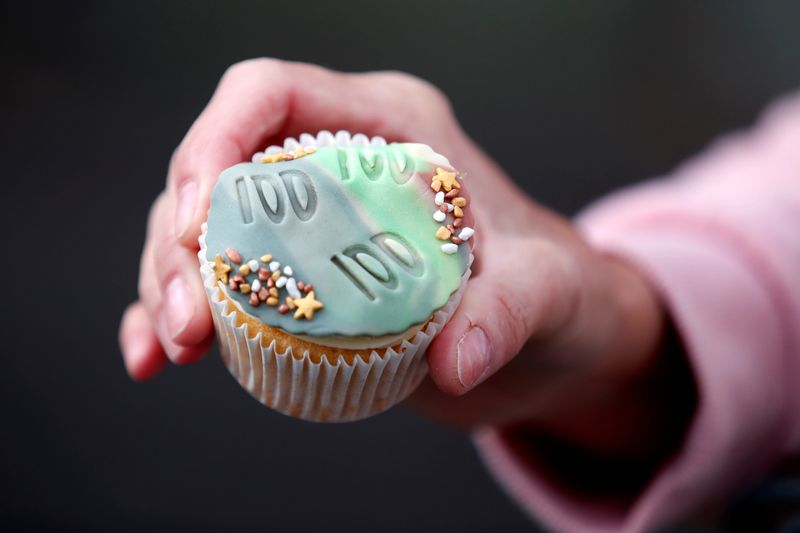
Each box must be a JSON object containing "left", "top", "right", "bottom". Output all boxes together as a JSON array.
[{"left": 199, "top": 224, "right": 471, "bottom": 422}]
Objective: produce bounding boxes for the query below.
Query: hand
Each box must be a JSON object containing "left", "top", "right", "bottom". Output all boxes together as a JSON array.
[
  {"left": 119, "top": 59, "right": 665, "bottom": 454},
  {"left": 119, "top": 58, "right": 464, "bottom": 378}
]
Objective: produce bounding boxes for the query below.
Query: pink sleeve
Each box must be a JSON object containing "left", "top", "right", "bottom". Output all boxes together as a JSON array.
[{"left": 474, "top": 93, "right": 800, "bottom": 532}]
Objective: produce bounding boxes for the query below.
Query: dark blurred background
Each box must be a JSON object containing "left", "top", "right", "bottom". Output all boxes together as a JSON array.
[{"left": 2, "top": 1, "right": 799, "bottom": 531}]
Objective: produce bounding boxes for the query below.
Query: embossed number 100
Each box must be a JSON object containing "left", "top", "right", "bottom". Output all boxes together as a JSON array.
[
  {"left": 331, "top": 233, "right": 425, "bottom": 301},
  {"left": 235, "top": 170, "right": 317, "bottom": 224}
]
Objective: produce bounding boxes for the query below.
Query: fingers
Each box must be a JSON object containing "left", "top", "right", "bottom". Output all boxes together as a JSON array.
[
  {"left": 170, "top": 58, "right": 462, "bottom": 248},
  {"left": 426, "top": 237, "right": 579, "bottom": 396},
  {"left": 150, "top": 224, "right": 214, "bottom": 347},
  {"left": 119, "top": 302, "right": 167, "bottom": 381},
  {"left": 138, "top": 192, "right": 214, "bottom": 364}
]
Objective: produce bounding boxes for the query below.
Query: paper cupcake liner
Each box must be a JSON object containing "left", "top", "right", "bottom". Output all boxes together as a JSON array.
[{"left": 199, "top": 224, "right": 471, "bottom": 422}]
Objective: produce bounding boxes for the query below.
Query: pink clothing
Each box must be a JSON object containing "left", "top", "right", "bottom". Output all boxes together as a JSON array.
[{"left": 476, "top": 93, "right": 800, "bottom": 532}]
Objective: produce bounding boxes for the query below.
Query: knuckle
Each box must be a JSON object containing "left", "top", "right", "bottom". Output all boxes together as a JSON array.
[
  {"left": 375, "top": 70, "right": 432, "bottom": 94},
  {"left": 370, "top": 71, "right": 454, "bottom": 116},
  {"left": 168, "top": 134, "right": 194, "bottom": 190},
  {"left": 137, "top": 273, "right": 155, "bottom": 308},
  {"left": 493, "top": 286, "right": 531, "bottom": 349},
  {"left": 167, "top": 58, "right": 297, "bottom": 193},
  {"left": 168, "top": 145, "right": 182, "bottom": 174},
  {"left": 518, "top": 238, "right": 582, "bottom": 336},
  {"left": 171, "top": 137, "right": 203, "bottom": 183},
  {"left": 146, "top": 191, "right": 170, "bottom": 233},
  {"left": 139, "top": 192, "right": 179, "bottom": 300},
  {"left": 152, "top": 234, "right": 185, "bottom": 281},
  {"left": 137, "top": 254, "right": 157, "bottom": 305},
  {"left": 224, "top": 58, "right": 261, "bottom": 78},
  {"left": 222, "top": 57, "right": 285, "bottom": 82}
]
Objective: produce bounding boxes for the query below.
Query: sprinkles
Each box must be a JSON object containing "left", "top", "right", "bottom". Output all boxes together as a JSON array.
[
  {"left": 431, "top": 167, "right": 460, "bottom": 192},
  {"left": 213, "top": 255, "right": 232, "bottom": 284},
  {"left": 260, "top": 146, "right": 316, "bottom": 164},
  {"left": 429, "top": 167, "right": 473, "bottom": 254},
  {"left": 212, "top": 248, "right": 323, "bottom": 320}
]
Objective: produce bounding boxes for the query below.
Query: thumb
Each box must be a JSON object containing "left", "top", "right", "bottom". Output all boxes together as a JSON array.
[{"left": 426, "top": 240, "right": 576, "bottom": 396}]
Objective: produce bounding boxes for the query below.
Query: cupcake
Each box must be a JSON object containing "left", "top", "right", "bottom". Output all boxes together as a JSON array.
[{"left": 198, "top": 131, "right": 475, "bottom": 422}]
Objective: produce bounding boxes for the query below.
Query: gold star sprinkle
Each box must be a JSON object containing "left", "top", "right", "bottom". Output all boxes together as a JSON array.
[
  {"left": 213, "top": 254, "right": 232, "bottom": 284},
  {"left": 432, "top": 167, "right": 461, "bottom": 192},
  {"left": 293, "top": 291, "right": 324, "bottom": 320}
]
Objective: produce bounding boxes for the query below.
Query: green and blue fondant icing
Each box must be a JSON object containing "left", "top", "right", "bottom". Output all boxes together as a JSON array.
[{"left": 204, "top": 143, "right": 470, "bottom": 337}]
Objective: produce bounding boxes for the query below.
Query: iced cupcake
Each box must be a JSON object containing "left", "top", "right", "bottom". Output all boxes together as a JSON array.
[{"left": 198, "top": 131, "right": 475, "bottom": 422}]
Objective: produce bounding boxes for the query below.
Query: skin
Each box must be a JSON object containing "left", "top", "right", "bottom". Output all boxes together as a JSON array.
[{"left": 119, "top": 58, "right": 670, "bottom": 458}]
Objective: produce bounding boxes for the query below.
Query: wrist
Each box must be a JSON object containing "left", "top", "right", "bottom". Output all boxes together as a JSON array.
[
  {"left": 534, "top": 251, "right": 675, "bottom": 456},
  {"left": 601, "top": 253, "right": 666, "bottom": 386}
]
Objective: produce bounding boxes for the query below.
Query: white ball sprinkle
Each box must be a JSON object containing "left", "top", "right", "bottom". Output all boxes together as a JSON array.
[
  {"left": 352, "top": 133, "right": 370, "bottom": 146},
  {"left": 446, "top": 203, "right": 454, "bottom": 212},
  {"left": 458, "top": 227, "right": 475, "bottom": 240},
  {"left": 316, "top": 130, "right": 335, "bottom": 147},
  {"left": 283, "top": 266, "right": 293, "bottom": 276},
  {"left": 248, "top": 259, "right": 259, "bottom": 272},
  {"left": 299, "top": 133, "right": 316, "bottom": 148},
  {"left": 434, "top": 191, "right": 445, "bottom": 206},
  {"left": 433, "top": 210, "right": 446, "bottom": 222},
  {"left": 334, "top": 130, "right": 351, "bottom": 146},
  {"left": 286, "top": 278, "right": 301, "bottom": 299},
  {"left": 269, "top": 261, "right": 281, "bottom": 272},
  {"left": 251, "top": 279, "right": 261, "bottom": 292},
  {"left": 276, "top": 276, "right": 288, "bottom": 288},
  {"left": 441, "top": 243, "right": 458, "bottom": 254}
]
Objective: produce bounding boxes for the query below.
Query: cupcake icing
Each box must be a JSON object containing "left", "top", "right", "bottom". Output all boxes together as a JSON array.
[{"left": 204, "top": 141, "right": 472, "bottom": 337}]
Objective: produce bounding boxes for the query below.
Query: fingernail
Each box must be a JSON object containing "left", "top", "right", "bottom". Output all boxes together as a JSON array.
[
  {"left": 174, "top": 181, "right": 198, "bottom": 238},
  {"left": 456, "top": 327, "right": 491, "bottom": 390},
  {"left": 164, "top": 276, "right": 194, "bottom": 340}
]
